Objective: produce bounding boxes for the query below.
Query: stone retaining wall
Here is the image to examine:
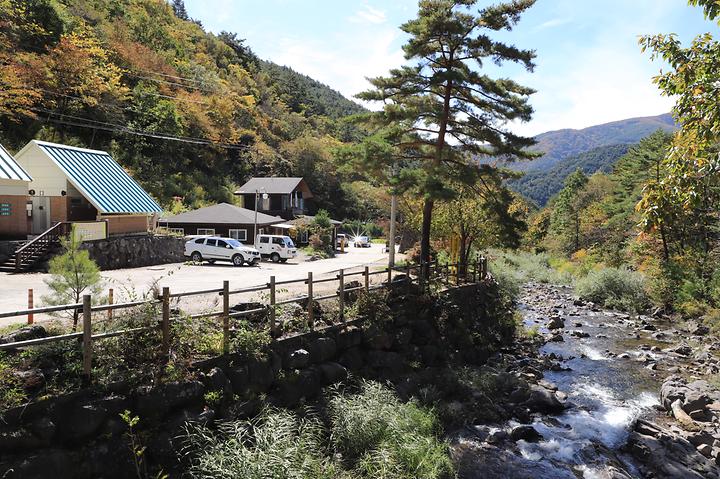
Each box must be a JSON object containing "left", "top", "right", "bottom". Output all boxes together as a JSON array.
[
  {"left": 80, "top": 234, "right": 185, "bottom": 270},
  {"left": 0, "top": 281, "right": 511, "bottom": 478}
]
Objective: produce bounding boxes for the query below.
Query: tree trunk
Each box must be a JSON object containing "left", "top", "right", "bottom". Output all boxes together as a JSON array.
[{"left": 420, "top": 198, "right": 434, "bottom": 268}]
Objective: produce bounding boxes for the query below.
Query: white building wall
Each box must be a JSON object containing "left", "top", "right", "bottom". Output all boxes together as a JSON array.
[
  {"left": 0, "top": 178, "right": 29, "bottom": 196},
  {"left": 13, "top": 142, "right": 68, "bottom": 196}
]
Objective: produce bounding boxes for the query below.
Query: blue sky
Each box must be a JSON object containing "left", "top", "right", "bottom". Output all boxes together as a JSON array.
[{"left": 184, "top": 0, "right": 712, "bottom": 135}]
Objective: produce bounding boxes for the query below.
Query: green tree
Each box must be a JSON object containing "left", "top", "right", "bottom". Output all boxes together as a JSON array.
[
  {"left": 639, "top": 0, "right": 720, "bottom": 262},
  {"left": 43, "top": 230, "right": 103, "bottom": 331},
  {"left": 549, "top": 169, "right": 588, "bottom": 254},
  {"left": 353, "top": 0, "right": 538, "bottom": 271}
]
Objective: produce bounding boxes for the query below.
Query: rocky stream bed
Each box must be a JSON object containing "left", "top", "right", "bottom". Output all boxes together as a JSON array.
[{"left": 451, "top": 282, "right": 720, "bottom": 479}]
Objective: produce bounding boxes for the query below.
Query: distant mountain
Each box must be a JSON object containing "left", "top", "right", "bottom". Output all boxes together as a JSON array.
[
  {"left": 509, "top": 144, "right": 632, "bottom": 206},
  {"left": 514, "top": 113, "right": 676, "bottom": 172}
]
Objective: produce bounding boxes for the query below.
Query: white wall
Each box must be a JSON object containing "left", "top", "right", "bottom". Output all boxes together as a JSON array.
[
  {"left": 14, "top": 142, "right": 67, "bottom": 196},
  {"left": 0, "top": 178, "right": 28, "bottom": 196}
]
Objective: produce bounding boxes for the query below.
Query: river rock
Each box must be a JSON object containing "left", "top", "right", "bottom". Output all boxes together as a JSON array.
[
  {"left": 523, "top": 385, "right": 565, "bottom": 414},
  {"left": 0, "top": 325, "right": 48, "bottom": 345},
  {"left": 547, "top": 317, "right": 565, "bottom": 330},
  {"left": 510, "top": 425, "right": 542, "bottom": 442},
  {"left": 627, "top": 419, "right": 720, "bottom": 479}
]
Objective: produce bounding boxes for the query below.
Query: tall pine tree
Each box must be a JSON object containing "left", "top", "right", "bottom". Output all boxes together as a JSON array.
[{"left": 355, "top": 0, "right": 538, "bottom": 269}]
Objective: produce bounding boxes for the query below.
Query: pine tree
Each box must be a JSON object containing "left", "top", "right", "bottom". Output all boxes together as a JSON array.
[
  {"left": 171, "top": 0, "right": 189, "bottom": 20},
  {"left": 355, "top": 0, "right": 538, "bottom": 270},
  {"left": 42, "top": 229, "right": 102, "bottom": 331}
]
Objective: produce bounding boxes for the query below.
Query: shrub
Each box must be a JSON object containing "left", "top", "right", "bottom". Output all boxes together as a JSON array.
[
  {"left": 575, "top": 267, "right": 650, "bottom": 313},
  {"left": 183, "top": 381, "right": 453, "bottom": 479}
]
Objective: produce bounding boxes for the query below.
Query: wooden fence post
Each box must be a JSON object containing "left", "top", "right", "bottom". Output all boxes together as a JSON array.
[
  {"left": 307, "top": 272, "right": 314, "bottom": 330},
  {"left": 338, "top": 269, "right": 345, "bottom": 324},
  {"left": 82, "top": 294, "right": 92, "bottom": 380},
  {"left": 387, "top": 265, "right": 392, "bottom": 285},
  {"left": 455, "top": 262, "right": 460, "bottom": 285},
  {"left": 364, "top": 266, "right": 369, "bottom": 292},
  {"left": 107, "top": 288, "right": 114, "bottom": 321},
  {"left": 162, "top": 286, "right": 170, "bottom": 357},
  {"left": 27, "top": 289, "right": 33, "bottom": 325},
  {"left": 222, "top": 281, "right": 230, "bottom": 355},
  {"left": 269, "top": 276, "right": 276, "bottom": 337}
]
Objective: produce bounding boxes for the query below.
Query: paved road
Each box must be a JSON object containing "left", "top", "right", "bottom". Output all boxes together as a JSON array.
[{"left": 0, "top": 244, "right": 396, "bottom": 328}]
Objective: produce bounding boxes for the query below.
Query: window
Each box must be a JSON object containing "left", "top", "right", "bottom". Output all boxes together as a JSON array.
[
  {"left": 259, "top": 236, "right": 270, "bottom": 244},
  {"left": 0, "top": 203, "right": 10, "bottom": 216},
  {"left": 272, "top": 237, "right": 284, "bottom": 245},
  {"left": 70, "top": 198, "right": 82, "bottom": 206},
  {"left": 299, "top": 231, "right": 308, "bottom": 243},
  {"left": 229, "top": 229, "right": 247, "bottom": 241},
  {"left": 194, "top": 238, "right": 205, "bottom": 244},
  {"left": 197, "top": 228, "right": 215, "bottom": 236},
  {"left": 216, "top": 240, "right": 228, "bottom": 248},
  {"left": 168, "top": 228, "right": 184, "bottom": 235},
  {"left": 206, "top": 239, "right": 217, "bottom": 247}
]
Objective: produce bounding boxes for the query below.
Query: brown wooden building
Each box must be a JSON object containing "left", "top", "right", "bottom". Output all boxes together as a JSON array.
[
  {"left": 160, "top": 203, "right": 285, "bottom": 241},
  {"left": 235, "top": 177, "right": 313, "bottom": 220}
]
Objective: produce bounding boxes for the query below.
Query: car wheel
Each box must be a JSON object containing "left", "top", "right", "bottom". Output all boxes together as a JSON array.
[
  {"left": 232, "top": 254, "right": 244, "bottom": 266},
  {"left": 191, "top": 251, "right": 203, "bottom": 263},
  {"left": 270, "top": 252, "right": 281, "bottom": 263}
]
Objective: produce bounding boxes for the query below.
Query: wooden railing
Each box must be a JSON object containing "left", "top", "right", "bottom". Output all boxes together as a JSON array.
[
  {"left": 14, "top": 222, "right": 71, "bottom": 272},
  {"left": 0, "top": 257, "right": 489, "bottom": 380}
]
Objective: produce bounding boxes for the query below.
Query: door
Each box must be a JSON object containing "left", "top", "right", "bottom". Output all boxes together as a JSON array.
[
  {"left": 215, "top": 239, "right": 233, "bottom": 260},
  {"left": 204, "top": 238, "right": 218, "bottom": 258},
  {"left": 257, "top": 235, "right": 270, "bottom": 253},
  {"left": 31, "top": 197, "right": 51, "bottom": 234}
]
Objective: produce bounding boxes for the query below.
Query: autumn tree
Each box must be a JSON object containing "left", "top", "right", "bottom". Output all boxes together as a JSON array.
[
  {"left": 352, "top": 0, "right": 538, "bottom": 271},
  {"left": 549, "top": 169, "right": 588, "bottom": 254}
]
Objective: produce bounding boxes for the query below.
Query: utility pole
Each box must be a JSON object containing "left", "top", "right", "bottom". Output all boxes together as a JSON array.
[
  {"left": 253, "top": 188, "right": 267, "bottom": 244},
  {"left": 388, "top": 193, "right": 397, "bottom": 267}
]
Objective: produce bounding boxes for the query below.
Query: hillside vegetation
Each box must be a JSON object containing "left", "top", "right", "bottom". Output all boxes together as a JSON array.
[
  {"left": 509, "top": 143, "right": 631, "bottom": 206},
  {"left": 0, "top": 0, "right": 366, "bottom": 217}
]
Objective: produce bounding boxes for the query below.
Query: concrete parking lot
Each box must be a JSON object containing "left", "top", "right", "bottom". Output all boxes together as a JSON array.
[{"left": 0, "top": 244, "right": 398, "bottom": 328}]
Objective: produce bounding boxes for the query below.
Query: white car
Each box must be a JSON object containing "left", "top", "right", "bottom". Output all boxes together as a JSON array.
[
  {"left": 353, "top": 235, "right": 371, "bottom": 248},
  {"left": 185, "top": 236, "right": 261, "bottom": 266},
  {"left": 255, "top": 234, "right": 297, "bottom": 263}
]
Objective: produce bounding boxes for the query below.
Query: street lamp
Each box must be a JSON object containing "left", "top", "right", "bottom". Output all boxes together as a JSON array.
[{"left": 253, "top": 188, "right": 268, "bottom": 244}]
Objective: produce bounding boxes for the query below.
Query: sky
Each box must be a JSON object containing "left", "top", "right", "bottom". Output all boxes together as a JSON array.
[{"left": 183, "top": 0, "right": 712, "bottom": 136}]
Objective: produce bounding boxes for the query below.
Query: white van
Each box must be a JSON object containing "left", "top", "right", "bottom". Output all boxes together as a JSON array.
[{"left": 255, "top": 234, "right": 298, "bottom": 262}]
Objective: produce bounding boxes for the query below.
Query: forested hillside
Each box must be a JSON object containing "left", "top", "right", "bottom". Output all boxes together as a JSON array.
[
  {"left": 509, "top": 113, "right": 676, "bottom": 173},
  {"left": 0, "top": 0, "right": 367, "bottom": 217},
  {"left": 509, "top": 143, "right": 631, "bottom": 206}
]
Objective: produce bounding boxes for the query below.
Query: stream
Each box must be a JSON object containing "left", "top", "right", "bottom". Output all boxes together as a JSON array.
[
  {"left": 454, "top": 282, "right": 689, "bottom": 479},
  {"left": 514, "top": 282, "right": 662, "bottom": 477}
]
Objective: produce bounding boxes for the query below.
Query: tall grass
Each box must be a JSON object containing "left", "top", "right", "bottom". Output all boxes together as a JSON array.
[
  {"left": 575, "top": 266, "right": 650, "bottom": 313},
  {"left": 488, "top": 249, "right": 573, "bottom": 287},
  {"left": 183, "top": 381, "right": 453, "bottom": 479}
]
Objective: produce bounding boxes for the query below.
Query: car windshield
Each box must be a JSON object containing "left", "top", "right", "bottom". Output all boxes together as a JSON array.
[
  {"left": 226, "top": 239, "right": 243, "bottom": 248},
  {"left": 284, "top": 238, "right": 295, "bottom": 248}
]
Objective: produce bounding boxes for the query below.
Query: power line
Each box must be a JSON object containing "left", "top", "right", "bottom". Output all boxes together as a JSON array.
[{"left": 29, "top": 108, "right": 251, "bottom": 150}]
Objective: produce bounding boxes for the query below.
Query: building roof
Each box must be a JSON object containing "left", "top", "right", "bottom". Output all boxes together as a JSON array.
[
  {"left": 163, "top": 203, "right": 285, "bottom": 225},
  {"left": 0, "top": 143, "right": 31, "bottom": 182},
  {"left": 290, "top": 215, "right": 342, "bottom": 226},
  {"left": 32, "top": 140, "right": 162, "bottom": 214},
  {"left": 235, "top": 177, "right": 313, "bottom": 198}
]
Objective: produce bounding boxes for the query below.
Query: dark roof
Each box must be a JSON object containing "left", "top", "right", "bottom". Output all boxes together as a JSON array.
[
  {"left": 162, "top": 203, "right": 284, "bottom": 225},
  {"left": 235, "top": 177, "right": 313, "bottom": 197}
]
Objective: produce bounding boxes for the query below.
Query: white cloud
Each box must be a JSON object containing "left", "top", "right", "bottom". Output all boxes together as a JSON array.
[
  {"left": 268, "top": 28, "right": 405, "bottom": 105},
  {"left": 349, "top": 4, "right": 387, "bottom": 25},
  {"left": 533, "top": 17, "right": 571, "bottom": 31}
]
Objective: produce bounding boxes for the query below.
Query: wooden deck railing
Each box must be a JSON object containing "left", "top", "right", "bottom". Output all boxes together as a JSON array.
[
  {"left": 0, "top": 256, "right": 489, "bottom": 380},
  {"left": 14, "top": 222, "right": 71, "bottom": 271}
]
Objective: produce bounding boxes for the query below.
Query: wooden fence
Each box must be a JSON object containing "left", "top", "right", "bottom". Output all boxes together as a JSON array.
[{"left": 0, "top": 257, "right": 488, "bottom": 380}]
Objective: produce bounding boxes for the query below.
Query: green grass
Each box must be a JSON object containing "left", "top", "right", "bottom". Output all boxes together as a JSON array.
[
  {"left": 487, "top": 249, "right": 573, "bottom": 287},
  {"left": 183, "top": 381, "right": 454, "bottom": 479}
]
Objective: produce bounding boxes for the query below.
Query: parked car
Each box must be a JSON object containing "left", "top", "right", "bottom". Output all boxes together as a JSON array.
[
  {"left": 185, "top": 236, "right": 260, "bottom": 266},
  {"left": 336, "top": 233, "right": 348, "bottom": 248},
  {"left": 255, "top": 234, "right": 297, "bottom": 262},
  {"left": 353, "top": 235, "right": 371, "bottom": 248}
]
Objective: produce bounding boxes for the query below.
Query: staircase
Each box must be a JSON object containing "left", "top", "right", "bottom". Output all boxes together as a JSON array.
[{"left": 0, "top": 222, "right": 69, "bottom": 273}]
